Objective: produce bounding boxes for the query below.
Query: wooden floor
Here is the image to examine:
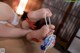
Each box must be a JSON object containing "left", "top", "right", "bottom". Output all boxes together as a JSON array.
[
  {"left": 0, "top": 38, "right": 60, "bottom": 53},
  {"left": 46, "top": 48, "right": 60, "bottom": 53}
]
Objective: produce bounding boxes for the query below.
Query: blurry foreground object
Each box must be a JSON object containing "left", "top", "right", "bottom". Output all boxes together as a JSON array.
[{"left": 16, "top": 0, "right": 28, "bottom": 15}]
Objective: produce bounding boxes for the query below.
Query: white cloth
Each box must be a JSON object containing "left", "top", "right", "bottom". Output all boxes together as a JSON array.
[
  {"left": 0, "top": 21, "right": 8, "bottom": 24},
  {"left": 0, "top": 13, "right": 19, "bottom": 25},
  {"left": 0, "top": 2, "right": 19, "bottom": 25},
  {"left": 11, "top": 13, "right": 19, "bottom": 25}
]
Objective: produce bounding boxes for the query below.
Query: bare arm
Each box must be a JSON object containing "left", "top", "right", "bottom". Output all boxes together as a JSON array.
[{"left": 0, "top": 25, "right": 32, "bottom": 38}]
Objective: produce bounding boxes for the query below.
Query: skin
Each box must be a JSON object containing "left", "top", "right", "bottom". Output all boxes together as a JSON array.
[
  {"left": 0, "top": 2, "right": 32, "bottom": 38},
  {"left": 0, "top": 24, "right": 32, "bottom": 38},
  {"left": 26, "top": 25, "right": 55, "bottom": 40},
  {"left": 22, "top": 8, "right": 55, "bottom": 40},
  {"left": 27, "top": 8, "right": 52, "bottom": 22},
  {"left": 0, "top": 2, "right": 55, "bottom": 40}
]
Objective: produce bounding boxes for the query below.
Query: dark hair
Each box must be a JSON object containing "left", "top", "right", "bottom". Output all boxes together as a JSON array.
[
  {"left": 21, "top": 12, "right": 50, "bottom": 30},
  {"left": 35, "top": 17, "right": 49, "bottom": 29},
  {"left": 21, "top": 11, "right": 28, "bottom": 21}
]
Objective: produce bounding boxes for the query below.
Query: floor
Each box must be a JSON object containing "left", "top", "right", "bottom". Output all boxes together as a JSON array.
[
  {"left": 0, "top": 38, "right": 60, "bottom": 53},
  {"left": 46, "top": 48, "right": 60, "bottom": 53}
]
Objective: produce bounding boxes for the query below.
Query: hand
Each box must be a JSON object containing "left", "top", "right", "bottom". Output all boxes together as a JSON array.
[
  {"left": 26, "top": 25, "right": 55, "bottom": 40},
  {"left": 41, "top": 25, "right": 55, "bottom": 37},
  {"left": 27, "top": 8, "right": 52, "bottom": 22}
]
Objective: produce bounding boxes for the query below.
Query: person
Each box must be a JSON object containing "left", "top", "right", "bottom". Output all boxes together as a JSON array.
[
  {"left": 0, "top": 2, "right": 55, "bottom": 41},
  {"left": 0, "top": 2, "right": 55, "bottom": 53},
  {"left": 22, "top": 8, "right": 55, "bottom": 41}
]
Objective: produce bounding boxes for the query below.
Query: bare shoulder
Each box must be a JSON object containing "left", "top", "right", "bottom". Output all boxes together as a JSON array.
[
  {"left": 0, "top": 2, "right": 15, "bottom": 21},
  {"left": 0, "top": 2, "right": 8, "bottom": 5}
]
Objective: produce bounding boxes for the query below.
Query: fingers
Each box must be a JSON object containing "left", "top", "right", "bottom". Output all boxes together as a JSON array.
[
  {"left": 41, "top": 25, "right": 49, "bottom": 36},
  {"left": 41, "top": 25, "right": 55, "bottom": 36},
  {"left": 27, "top": 8, "right": 52, "bottom": 22},
  {"left": 43, "top": 25, "right": 55, "bottom": 36},
  {"left": 49, "top": 24, "right": 55, "bottom": 30},
  {"left": 46, "top": 8, "right": 52, "bottom": 17},
  {"left": 26, "top": 25, "right": 55, "bottom": 40},
  {"left": 41, "top": 25, "right": 55, "bottom": 32},
  {"left": 42, "top": 8, "right": 52, "bottom": 17},
  {"left": 47, "top": 30, "right": 55, "bottom": 36}
]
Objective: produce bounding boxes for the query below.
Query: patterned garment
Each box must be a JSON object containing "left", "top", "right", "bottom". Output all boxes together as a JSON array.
[{"left": 40, "top": 34, "right": 56, "bottom": 51}]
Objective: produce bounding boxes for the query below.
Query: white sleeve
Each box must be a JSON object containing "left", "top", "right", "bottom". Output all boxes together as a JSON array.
[{"left": 11, "top": 13, "right": 19, "bottom": 25}]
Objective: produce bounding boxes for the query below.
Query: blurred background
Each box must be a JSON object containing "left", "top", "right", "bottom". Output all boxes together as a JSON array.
[{"left": 0, "top": 0, "right": 80, "bottom": 53}]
